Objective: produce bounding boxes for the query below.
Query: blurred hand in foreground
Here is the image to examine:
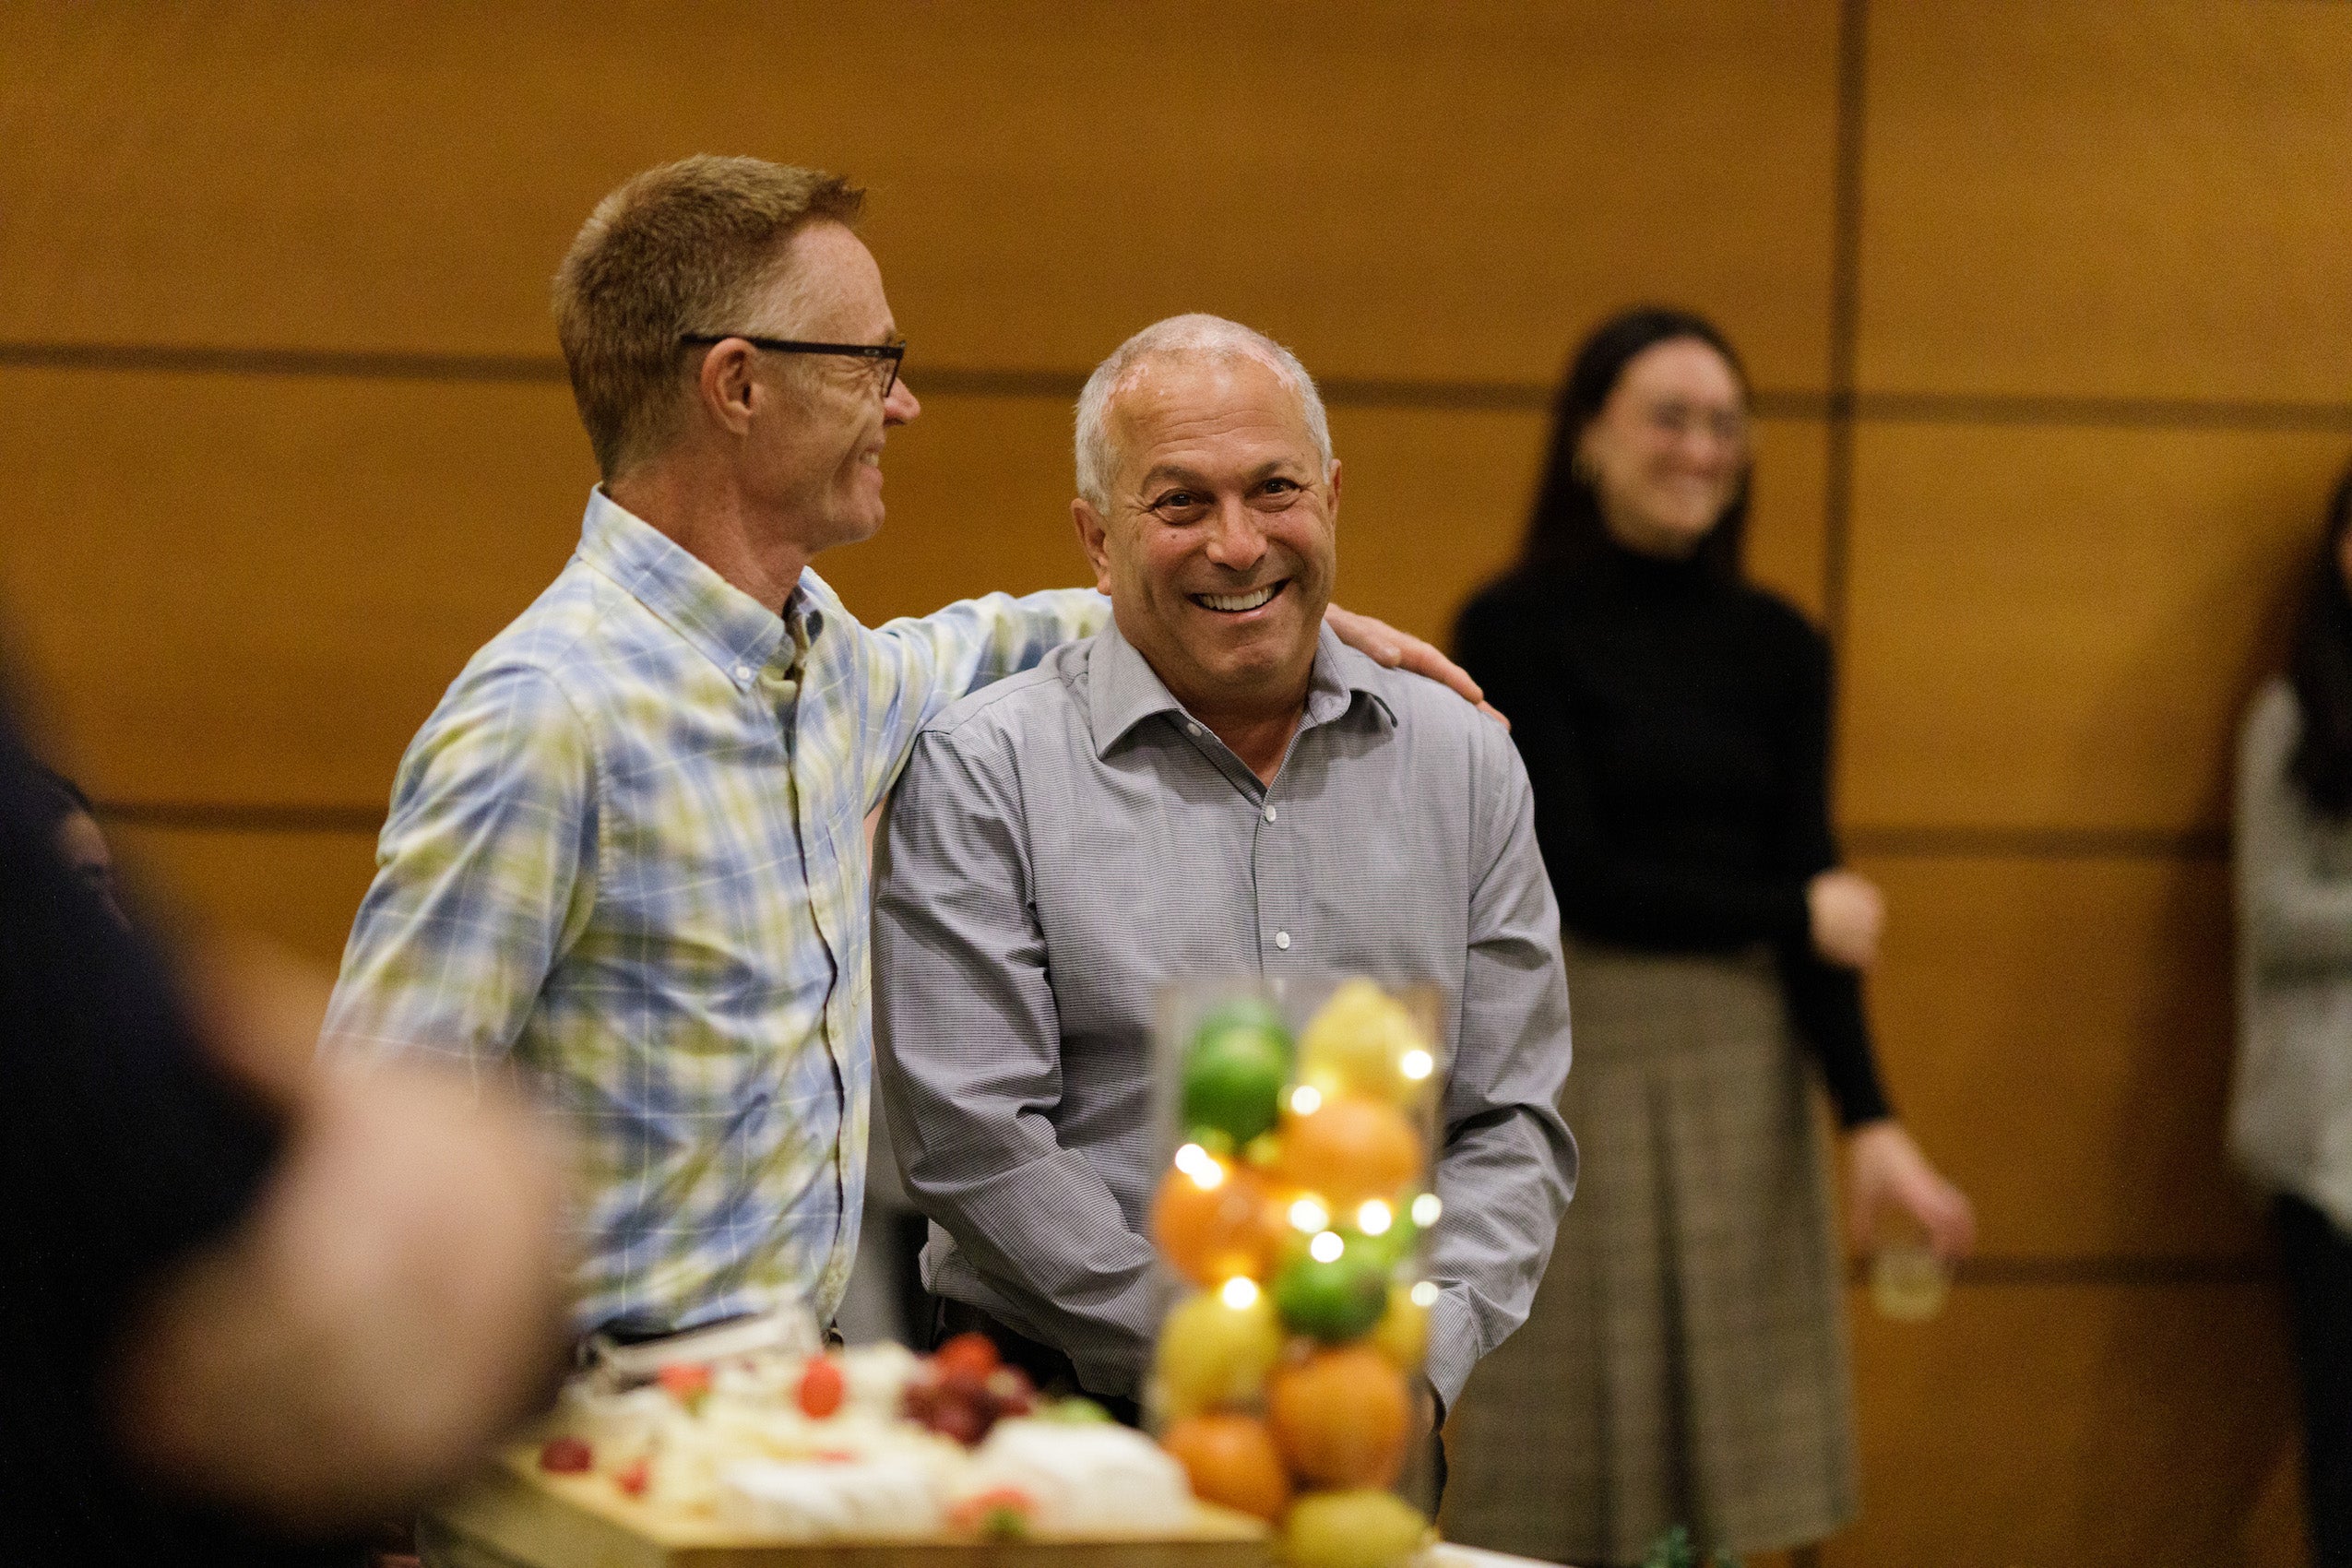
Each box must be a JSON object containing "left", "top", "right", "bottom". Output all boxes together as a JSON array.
[{"left": 113, "top": 941, "right": 571, "bottom": 1534}]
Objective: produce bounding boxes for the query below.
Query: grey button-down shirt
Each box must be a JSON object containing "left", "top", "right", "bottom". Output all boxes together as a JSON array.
[{"left": 873, "top": 619, "right": 1576, "bottom": 1406}]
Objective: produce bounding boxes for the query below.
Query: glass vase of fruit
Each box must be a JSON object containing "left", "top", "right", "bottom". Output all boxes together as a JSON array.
[{"left": 1145, "top": 976, "right": 1446, "bottom": 1568}]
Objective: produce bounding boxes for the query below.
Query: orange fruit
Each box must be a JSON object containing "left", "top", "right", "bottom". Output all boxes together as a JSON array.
[
  {"left": 1159, "top": 1412, "right": 1293, "bottom": 1522},
  {"left": 1152, "top": 1160, "right": 1285, "bottom": 1286},
  {"left": 1265, "top": 1346, "right": 1411, "bottom": 1489},
  {"left": 1277, "top": 1094, "right": 1422, "bottom": 1210}
]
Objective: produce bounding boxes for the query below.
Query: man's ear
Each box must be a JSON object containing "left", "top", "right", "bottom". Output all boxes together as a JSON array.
[
  {"left": 1072, "top": 497, "right": 1115, "bottom": 595},
  {"left": 1325, "top": 458, "right": 1342, "bottom": 530},
  {"left": 695, "top": 340, "right": 761, "bottom": 436}
]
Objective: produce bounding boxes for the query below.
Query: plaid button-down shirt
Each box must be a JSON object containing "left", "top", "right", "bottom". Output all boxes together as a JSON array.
[{"left": 325, "top": 490, "right": 1102, "bottom": 1336}]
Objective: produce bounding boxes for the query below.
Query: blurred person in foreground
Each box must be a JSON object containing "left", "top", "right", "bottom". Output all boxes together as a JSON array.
[
  {"left": 324, "top": 157, "right": 1475, "bottom": 1350},
  {"left": 2233, "top": 457, "right": 2352, "bottom": 1568},
  {"left": 0, "top": 695, "right": 568, "bottom": 1564},
  {"left": 873, "top": 315, "right": 1576, "bottom": 1435},
  {"left": 27, "top": 765, "right": 128, "bottom": 930},
  {"left": 1442, "top": 308, "right": 1975, "bottom": 1565}
]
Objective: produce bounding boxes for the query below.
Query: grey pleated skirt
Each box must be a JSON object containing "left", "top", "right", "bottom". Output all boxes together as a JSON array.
[{"left": 1439, "top": 943, "right": 1857, "bottom": 1566}]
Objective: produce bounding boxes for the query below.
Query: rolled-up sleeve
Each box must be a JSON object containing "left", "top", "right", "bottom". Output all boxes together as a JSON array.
[
  {"left": 1423, "top": 728, "right": 1577, "bottom": 1412},
  {"left": 323, "top": 661, "right": 597, "bottom": 1076},
  {"left": 872, "top": 722, "right": 1160, "bottom": 1394}
]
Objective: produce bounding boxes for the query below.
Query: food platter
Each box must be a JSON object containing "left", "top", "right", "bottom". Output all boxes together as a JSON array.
[{"left": 422, "top": 1445, "right": 1272, "bottom": 1568}]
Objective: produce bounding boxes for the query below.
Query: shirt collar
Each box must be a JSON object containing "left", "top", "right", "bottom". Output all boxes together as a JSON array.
[
  {"left": 576, "top": 489, "right": 792, "bottom": 686},
  {"left": 1086, "top": 615, "right": 1396, "bottom": 759}
]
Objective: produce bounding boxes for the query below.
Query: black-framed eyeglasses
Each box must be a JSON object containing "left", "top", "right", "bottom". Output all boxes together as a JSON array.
[{"left": 679, "top": 333, "right": 905, "bottom": 398}]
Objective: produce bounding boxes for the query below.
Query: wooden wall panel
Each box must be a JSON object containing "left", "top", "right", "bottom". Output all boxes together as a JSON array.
[
  {"left": 1840, "top": 422, "right": 2350, "bottom": 835},
  {"left": 109, "top": 824, "right": 380, "bottom": 969},
  {"left": 0, "top": 367, "right": 596, "bottom": 810},
  {"left": 9, "top": 8, "right": 2342, "bottom": 1563},
  {"left": 1827, "top": 1282, "right": 2299, "bottom": 1568},
  {"left": 1853, "top": 852, "right": 2258, "bottom": 1261},
  {"left": 0, "top": 1, "right": 1841, "bottom": 389},
  {"left": 6, "top": 370, "right": 1759, "bottom": 808},
  {"left": 831, "top": 404, "right": 1831, "bottom": 644},
  {"left": 1859, "top": 2, "right": 2352, "bottom": 402}
]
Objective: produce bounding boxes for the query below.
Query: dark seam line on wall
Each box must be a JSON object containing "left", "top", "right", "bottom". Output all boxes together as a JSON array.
[
  {"left": 0, "top": 340, "right": 569, "bottom": 384},
  {"left": 1857, "top": 390, "right": 2352, "bottom": 434},
  {"left": 95, "top": 801, "right": 386, "bottom": 833},
  {"left": 7, "top": 340, "right": 2352, "bottom": 433},
  {"left": 1847, "top": 1255, "right": 2273, "bottom": 1288},
  {"left": 1819, "top": 0, "right": 1871, "bottom": 648},
  {"left": 1845, "top": 826, "right": 2228, "bottom": 859}
]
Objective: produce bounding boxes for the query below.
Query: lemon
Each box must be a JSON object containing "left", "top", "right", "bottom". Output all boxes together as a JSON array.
[
  {"left": 1155, "top": 1288, "right": 1284, "bottom": 1418},
  {"left": 1297, "top": 980, "right": 1431, "bottom": 1109},
  {"left": 1368, "top": 1288, "right": 1429, "bottom": 1371},
  {"left": 1280, "top": 1489, "right": 1431, "bottom": 1568}
]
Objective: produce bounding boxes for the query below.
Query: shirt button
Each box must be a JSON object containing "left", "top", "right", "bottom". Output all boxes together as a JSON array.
[
  {"left": 1187, "top": 722, "right": 1203, "bottom": 737},
  {"left": 1274, "top": 931, "right": 1291, "bottom": 951},
  {"left": 734, "top": 664, "right": 753, "bottom": 681},
  {"left": 1263, "top": 804, "right": 1277, "bottom": 824}
]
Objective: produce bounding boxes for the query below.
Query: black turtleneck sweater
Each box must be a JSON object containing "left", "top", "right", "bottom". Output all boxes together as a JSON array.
[{"left": 1453, "top": 543, "right": 1891, "bottom": 1128}]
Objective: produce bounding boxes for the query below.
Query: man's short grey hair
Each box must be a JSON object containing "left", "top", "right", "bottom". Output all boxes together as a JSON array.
[{"left": 1073, "top": 315, "right": 1334, "bottom": 511}]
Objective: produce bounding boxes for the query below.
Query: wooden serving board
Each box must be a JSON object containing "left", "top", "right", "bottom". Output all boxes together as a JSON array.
[{"left": 422, "top": 1448, "right": 1272, "bottom": 1568}]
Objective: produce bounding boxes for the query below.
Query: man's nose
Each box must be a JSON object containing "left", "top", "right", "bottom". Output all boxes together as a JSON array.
[
  {"left": 885, "top": 374, "right": 921, "bottom": 426},
  {"left": 1203, "top": 498, "right": 1267, "bottom": 570}
]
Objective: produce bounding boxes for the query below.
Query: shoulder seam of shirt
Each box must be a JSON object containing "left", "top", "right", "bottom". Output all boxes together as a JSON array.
[
  {"left": 914, "top": 659, "right": 1075, "bottom": 743},
  {"left": 477, "top": 560, "right": 643, "bottom": 687}
]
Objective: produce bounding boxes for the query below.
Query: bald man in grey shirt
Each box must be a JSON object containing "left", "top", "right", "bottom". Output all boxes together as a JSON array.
[{"left": 872, "top": 315, "right": 1574, "bottom": 1417}]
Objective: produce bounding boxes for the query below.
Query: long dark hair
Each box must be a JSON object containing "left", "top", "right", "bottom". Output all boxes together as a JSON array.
[
  {"left": 1516, "top": 305, "right": 1752, "bottom": 581},
  {"left": 2287, "top": 461, "right": 2352, "bottom": 816}
]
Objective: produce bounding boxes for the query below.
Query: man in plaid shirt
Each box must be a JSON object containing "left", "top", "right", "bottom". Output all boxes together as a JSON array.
[{"left": 324, "top": 156, "right": 1472, "bottom": 1344}]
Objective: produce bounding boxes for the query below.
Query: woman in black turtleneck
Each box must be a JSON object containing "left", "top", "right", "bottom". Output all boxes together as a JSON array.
[{"left": 1437, "top": 309, "right": 1975, "bottom": 1567}]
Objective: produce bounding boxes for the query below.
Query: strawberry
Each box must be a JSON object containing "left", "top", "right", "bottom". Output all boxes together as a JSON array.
[
  {"left": 950, "top": 1486, "right": 1038, "bottom": 1541},
  {"left": 656, "top": 1362, "right": 712, "bottom": 1409},
  {"left": 614, "top": 1457, "right": 650, "bottom": 1497},
  {"left": 538, "top": 1435, "right": 594, "bottom": 1474},
  {"left": 797, "top": 1354, "right": 847, "bottom": 1418},
  {"left": 932, "top": 1331, "right": 1001, "bottom": 1381}
]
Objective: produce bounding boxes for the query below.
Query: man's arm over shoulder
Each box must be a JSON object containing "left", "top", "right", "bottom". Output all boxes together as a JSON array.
[
  {"left": 323, "top": 660, "right": 597, "bottom": 1072},
  {"left": 849, "top": 586, "right": 1107, "bottom": 811},
  {"left": 871, "top": 711, "right": 1158, "bottom": 1396},
  {"left": 1422, "top": 719, "right": 1577, "bottom": 1412}
]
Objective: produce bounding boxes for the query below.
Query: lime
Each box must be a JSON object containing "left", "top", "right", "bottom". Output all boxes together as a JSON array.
[
  {"left": 1345, "top": 1197, "right": 1420, "bottom": 1272},
  {"left": 1183, "top": 1028, "right": 1289, "bottom": 1145},
  {"left": 1194, "top": 996, "right": 1291, "bottom": 1047},
  {"left": 1272, "top": 1238, "right": 1390, "bottom": 1342}
]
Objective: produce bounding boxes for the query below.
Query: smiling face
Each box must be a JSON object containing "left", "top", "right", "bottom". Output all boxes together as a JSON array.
[
  {"left": 1577, "top": 335, "right": 1749, "bottom": 558},
  {"left": 736, "top": 220, "right": 921, "bottom": 554},
  {"left": 1073, "top": 352, "right": 1339, "bottom": 721}
]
